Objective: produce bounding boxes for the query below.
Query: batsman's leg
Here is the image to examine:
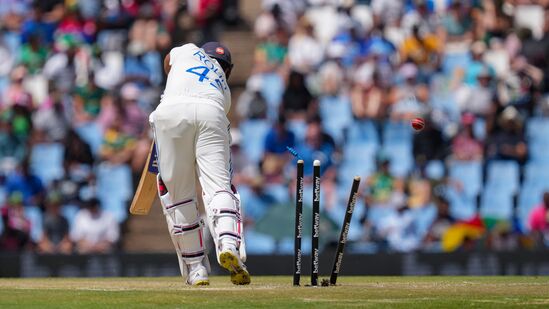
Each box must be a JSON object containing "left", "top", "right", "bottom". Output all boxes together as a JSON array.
[
  {"left": 150, "top": 109, "right": 210, "bottom": 286},
  {"left": 195, "top": 108, "right": 250, "bottom": 285}
]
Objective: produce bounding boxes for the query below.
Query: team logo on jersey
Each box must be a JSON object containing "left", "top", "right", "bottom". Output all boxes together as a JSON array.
[{"left": 216, "top": 47, "right": 225, "bottom": 55}]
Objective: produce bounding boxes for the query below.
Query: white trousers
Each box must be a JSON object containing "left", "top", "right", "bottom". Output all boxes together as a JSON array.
[
  {"left": 150, "top": 97, "right": 232, "bottom": 204},
  {"left": 150, "top": 96, "right": 243, "bottom": 275}
]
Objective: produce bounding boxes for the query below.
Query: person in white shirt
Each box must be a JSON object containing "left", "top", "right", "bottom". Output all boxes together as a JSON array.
[{"left": 70, "top": 198, "right": 119, "bottom": 254}]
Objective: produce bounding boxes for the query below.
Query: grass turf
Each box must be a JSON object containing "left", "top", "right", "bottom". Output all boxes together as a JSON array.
[{"left": 1, "top": 276, "right": 549, "bottom": 308}]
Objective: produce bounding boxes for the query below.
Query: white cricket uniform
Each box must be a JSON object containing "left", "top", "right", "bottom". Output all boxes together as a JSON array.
[
  {"left": 150, "top": 43, "right": 242, "bottom": 276},
  {"left": 152, "top": 43, "right": 232, "bottom": 202}
]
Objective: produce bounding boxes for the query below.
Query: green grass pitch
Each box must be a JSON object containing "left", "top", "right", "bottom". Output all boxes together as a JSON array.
[{"left": 1, "top": 276, "right": 549, "bottom": 308}]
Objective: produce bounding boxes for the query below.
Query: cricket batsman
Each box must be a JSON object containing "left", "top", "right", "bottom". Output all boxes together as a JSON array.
[{"left": 149, "top": 42, "right": 250, "bottom": 285}]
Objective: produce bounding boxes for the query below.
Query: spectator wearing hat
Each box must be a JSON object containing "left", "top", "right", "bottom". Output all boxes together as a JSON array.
[
  {"left": 464, "top": 41, "right": 496, "bottom": 86},
  {"left": 485, "top": 107, "right": 527, "bottom": 165},
  {"left": 37, "top": 191, "right": 72, "bottom": 254},
  {"left": 455, "top": 65, "right": 496, "bottom": 118},
  {"left": 70, "top": 197, "right": 119, "bottom": 254}
]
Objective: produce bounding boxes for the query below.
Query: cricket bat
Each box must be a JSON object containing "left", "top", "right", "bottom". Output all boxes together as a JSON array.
[{"left": 129, "top": 142, "right": 159, "bottom": 215}]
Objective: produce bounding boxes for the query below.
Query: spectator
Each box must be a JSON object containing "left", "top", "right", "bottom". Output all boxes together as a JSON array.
[
  {"left": 0, "top": 192, "right": 31, "bottom": 252},
  {"left": 440, "top": 2, "right": 473, "bottom": 42},
  {"left": 464, "top": 41, "right": 495, "bottom": 86},
  {"left": 0, "top": 111, "right": 26, "bottom": 162},
  {"left": 5, "top": 158, "right": 44, "bottom": 206},
  {"left": 295, "top": 116, "right": 337, "bottom": 209},
  {"left": 42, "top": 34, "right": 85, "bottom": 93},
  {"left": 264, "top": 115, "right": 295, "bottom": 155},
  {"left": 287, "top": 16, "right": 323, "bottom": 74},
  {"left": 485, "top": 107, "right": 527, "bottom": 164},
  {"left": 70, "top": 197, "right": 119, "bottom": 254},
  {"left": 351, "top": 70, "right": 387, "bottom": 121},
  {"left": 63, "top": 129, "right": 94, "bottom": 169},
  {"left": 451, "top": 113, "right": 483, "bottom": 161},
  {"left": 528, "top": 192, "right": 549, "bottom": 241},
  {"left": 281, "top": 70, "right": 314, "bottom": 120},
  {"left": 19, "top": 33, "right": 48, "bottom": 74},
  {"left": 37, "top": 191, "right": 72, "bottom": 254},
  {"left": 377, "top": 205, "right": 422, "bottom": 252},
  {"left": 424, "top": 197, "right": 455, "bottom": 251},
  {"left": 254, "top": 27, "right": 288, "bottom": 73},
  {"left": 3, "top": 66, "right": 33, "bottom": 110},
  {"left": 118, "top": 83, "right": 147, "bottom": 137},
  {"left": 400, "top": 25, "right": 441, "bottom": 69},
  {"left": 236, "top": 76, "right": 268, "bottom": 120},
  {"left": 412, "top": 117, "right": 447, "bottom": 166},
  {"left": 295, "top": 116, "right": 336, "bottom": 177},
  {"left": 99, "top": 115, "right": 136, "bottom": 165},
  {"left": 455, "top": 66, "right": 496, "bottom": 118},
  {"left": 364, "top": 158, "right": 405, "bottom": 209},
  {"left": 73, "top": 73, "right": 106, "bottom": 124},
  {"left": 32, "top": 88, "right": 68, "bottom": 142}
]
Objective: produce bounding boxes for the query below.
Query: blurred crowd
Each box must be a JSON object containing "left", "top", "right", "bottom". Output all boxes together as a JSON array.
[
  {"left": 231, "top": 0, "right": 549, "bottom": 254},
  {"left": 1, "top": 0, "right": 549, "bottom": 256},
  {"left": 0, "top": 0, "right": 240, "bottom": 253}
]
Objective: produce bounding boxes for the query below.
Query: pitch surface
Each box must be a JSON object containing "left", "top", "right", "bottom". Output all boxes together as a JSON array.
[{"left": 1, "top": 276, "right": 549, "bottom": 308}]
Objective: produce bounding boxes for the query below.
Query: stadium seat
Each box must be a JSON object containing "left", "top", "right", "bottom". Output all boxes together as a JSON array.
[
  {"left": 446, "top": 187, "right": 477, "bottom": 220},
  {"left": 338, "top": 142, "right": 377, "bottom": 192},
  {"left": 382, "top": 121, "right": 412, "bottom": 146},
  {"left": 259, "top": 73, "right": 284, "bottom": 121},
  {"left": 479, "top": 186, "right": 514, "bottom": 220},
  {"left": 486, "top": 160, "right": 520, "bottom": 193},
  {"left": 287, "top": 119, "right": 307, "bottom": 143},
  {"left": 367, "top": 206, "right": 397, "bottom": 228},
  {"left": 347, "top": 120, "right": 379, "bottom": 147},
  {"left": 425, "top": 160, "right": 445, "bottom": 180},
  {"left": 517, "top": 185, "right": 544, "bottom": 231},
  {"left": 239, "top": 119, "right": 271, "bottom": 164},
  {"left": 381, "top": 143, "right": 414, "bottom": 177},
  {"left": 244, "top": 230, "right": 276, "bottom": 254},
  {"left": 24, "top": 206, "right": 43, "bottom": 243},
  {"left": 528, "top": 141, "right": 549, "bottom": 163},
  {"left": 449, "top": 160, "right": 483, "bottom": 198},
  {"left": 523, "top": 162, "right": 549, "bottom": 188},
  {"left": 30, "top": 143, "right": 65, "bottom": 185},
  {"left": 279, "top": 236, "right": 312, "bottom": 254},
  {"left": 75, "top": 122, "right": 103, "bottom": 156},
  {"left": 319, "top": 95, "right": 353, "bottom": 144},
  {"left": 526, "top": 118, "right": 549, "bottom": 144},
  {"left": 264, "top": 183, "right": 290, "bottom": 204},
  {"left": 97, "top": 163, "right": 132, "bottom": 223},
  {"left": 473, "top": 117, "right": 487, "bottom": 140},
  {"left": 410, "top": 204, "right": 437, "bottom": 237},
  {"left": 442, "top": 51, "right": 471, "bottom": 75},
  {"left": 60, "top": 204, "right": 80, "bottom": 229}
]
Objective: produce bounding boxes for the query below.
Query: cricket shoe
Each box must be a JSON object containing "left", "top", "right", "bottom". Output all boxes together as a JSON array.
[
  {"left": 218, "top": 244, "right": 251, "bottom": 285},
  {"left": 186, "top": 263, "right": 209, "bottom": 286}
]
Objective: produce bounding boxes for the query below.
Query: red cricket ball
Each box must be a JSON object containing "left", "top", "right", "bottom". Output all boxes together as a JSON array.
[{"left": 411, "top": 117, "right": 425, "bottom": 131}]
